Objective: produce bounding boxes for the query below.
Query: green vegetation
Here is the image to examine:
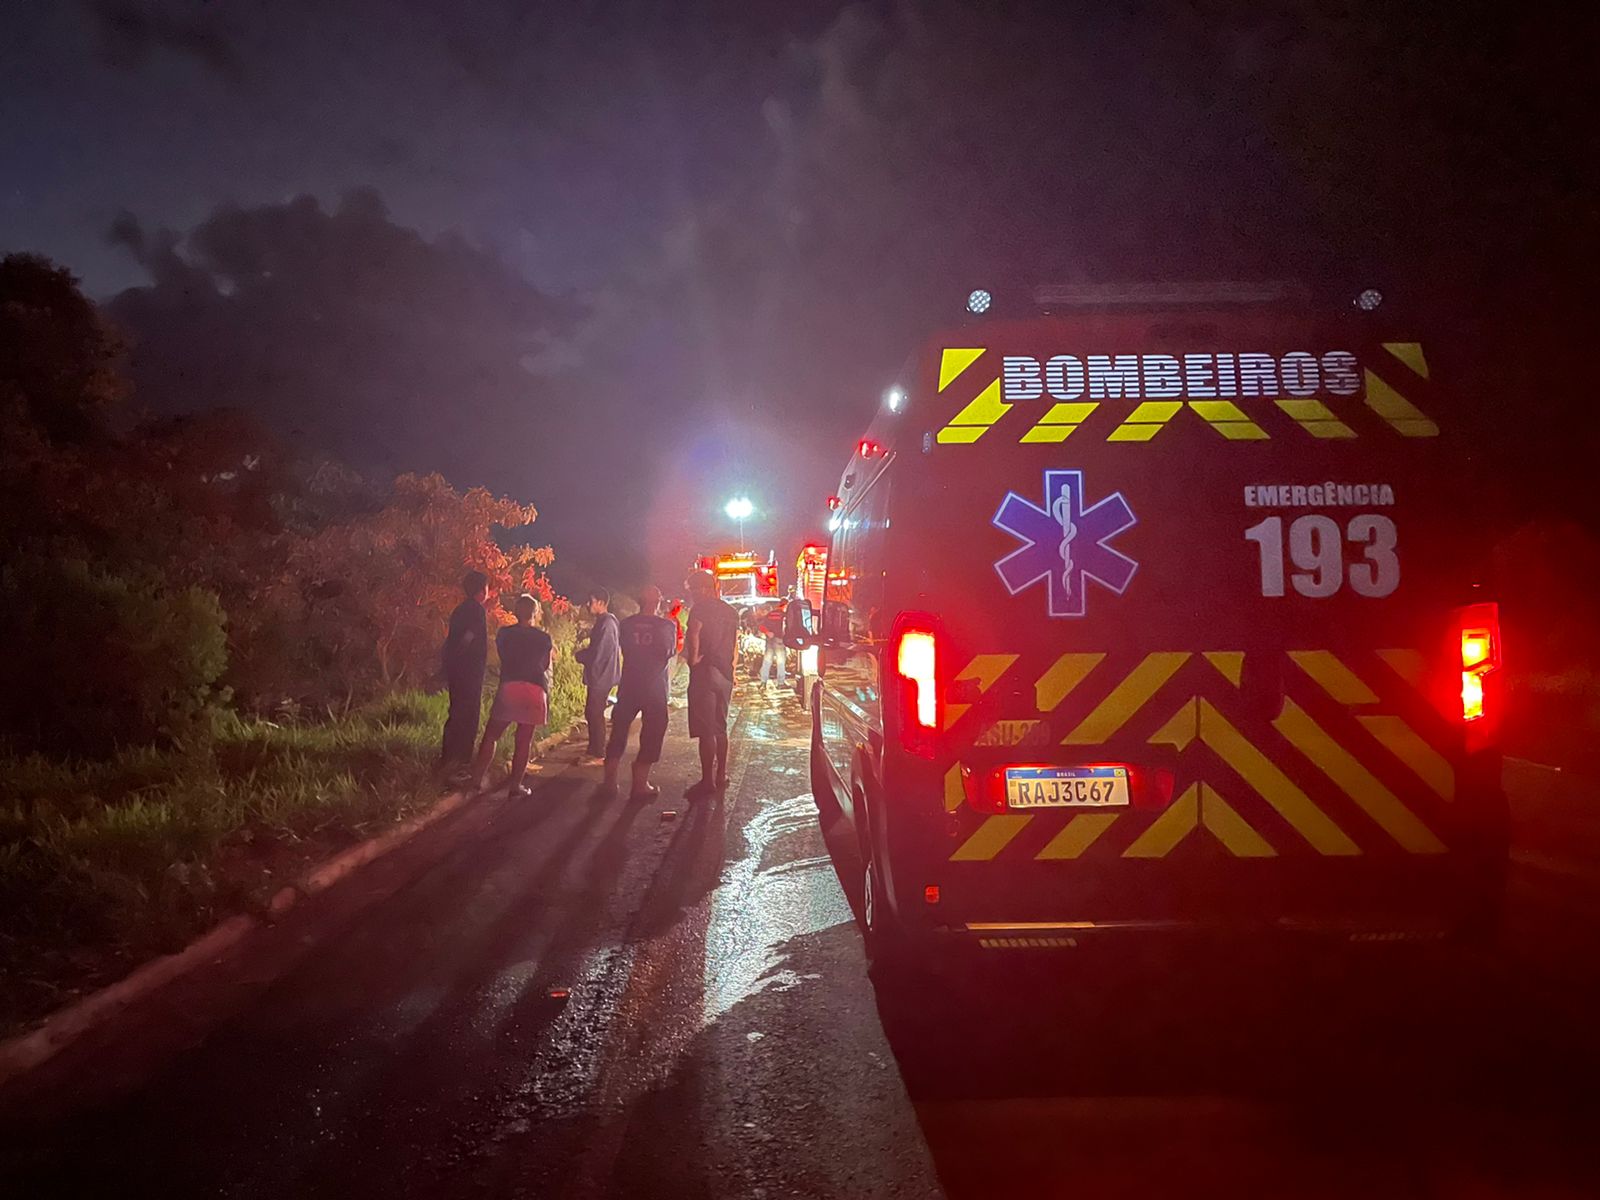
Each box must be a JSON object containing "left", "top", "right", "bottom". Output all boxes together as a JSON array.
[
  {"left": 0, "top": 684, "right": 576, "bottom": 1034},
  {"left": 0, "top": 254, "right": 584, "bottom": 1034}
]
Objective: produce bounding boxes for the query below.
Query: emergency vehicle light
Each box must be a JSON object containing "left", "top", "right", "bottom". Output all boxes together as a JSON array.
[
  {"left": 826, "top": 495, "right": 842, "bottom": 511},
  {"left": 1354, "top": 288, "right": 1384, "bottom": 312},
  {"left": 858, "top": 438, "right": 885, "bottom": 459},
  {"left": 891, "top": 613, "right": 941, "bottom": 758},
  {"left": 1457, "top": 602, "right": 1501, "bottom": 725},
  {"left": 966, "top": 289, "right": 992, "bottom": 315},
  {"left": 886, "top": 387, "right": 905, "bottom": 412},
  {"left": 897, "top": 632, "right": 937, "bottom": 729}
]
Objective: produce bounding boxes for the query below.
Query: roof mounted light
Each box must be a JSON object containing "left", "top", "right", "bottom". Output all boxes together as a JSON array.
[
  {"left": 966, "top": 289, "right": 992, "bottom": 315},
  {"left": 1353, "top": 288, "right": 1384, "bottom": 312},
  {"left": 885, "top": 387, "right": 905, "bottom": 413}
]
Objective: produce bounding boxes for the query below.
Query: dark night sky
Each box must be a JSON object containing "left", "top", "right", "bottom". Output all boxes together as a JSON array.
[{"left": 3, "top": 1, "right": 1596, "bottom": 588}]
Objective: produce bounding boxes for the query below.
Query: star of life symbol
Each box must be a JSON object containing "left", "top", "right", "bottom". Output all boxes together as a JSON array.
[{"left": 993, "top": 469, "right": 1138, "bottom": 617}]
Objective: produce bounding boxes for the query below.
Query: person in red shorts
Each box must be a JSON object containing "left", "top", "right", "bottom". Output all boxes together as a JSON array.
[{"left": 469, "top": 593, "right": 555, "bottom": 797}]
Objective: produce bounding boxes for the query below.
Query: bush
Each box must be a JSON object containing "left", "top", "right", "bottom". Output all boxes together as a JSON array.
[{"left": 0, "top": 556, "right": 228, "bottom": 756}]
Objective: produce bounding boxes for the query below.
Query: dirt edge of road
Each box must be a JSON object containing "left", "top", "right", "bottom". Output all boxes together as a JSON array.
[{"left": 0, "top": 724, "right": 579, "bottom": 1093}]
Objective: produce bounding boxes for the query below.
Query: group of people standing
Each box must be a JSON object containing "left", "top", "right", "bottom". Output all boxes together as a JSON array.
[{"left": 439, "top": 568, "right": 740, "bottom": 802}]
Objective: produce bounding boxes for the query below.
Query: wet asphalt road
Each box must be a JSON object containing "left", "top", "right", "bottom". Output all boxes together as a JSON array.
[{"left": 4, "top": 691, "right": 1600, "bottom": 1198}]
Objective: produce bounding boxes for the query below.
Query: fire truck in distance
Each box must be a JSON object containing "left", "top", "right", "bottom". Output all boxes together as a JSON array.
[
  {"left": 695, "top": 551, "right": 780, "bottom": 609},
  {"left": 796, "top": 543, "right": 828, "bottom": 609}
]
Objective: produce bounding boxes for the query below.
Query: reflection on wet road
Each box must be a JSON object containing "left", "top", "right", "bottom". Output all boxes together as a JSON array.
[{"left": 4, "top": 690, "right": 1600, "bottom": 1198}]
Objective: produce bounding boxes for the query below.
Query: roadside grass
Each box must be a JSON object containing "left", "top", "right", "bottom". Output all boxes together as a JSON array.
[{"left": 0, "top": 684, "right": 573, "bottom": 1037}]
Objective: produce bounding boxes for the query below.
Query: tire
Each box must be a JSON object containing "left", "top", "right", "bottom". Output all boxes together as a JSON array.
[{"left": 861, "top": 836, "right": 912, "bottom": 980}]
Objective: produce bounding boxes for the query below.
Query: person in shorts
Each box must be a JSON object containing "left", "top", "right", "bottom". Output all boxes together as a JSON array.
[
  {"left": 602, "top": 584, "right": 678, "bottom": 800},
  {"left": 685, "top": 569, "right": 739, "bottom": 793},
  {"left": 468, "top": 593, "right": 555, "bottom": 797}
]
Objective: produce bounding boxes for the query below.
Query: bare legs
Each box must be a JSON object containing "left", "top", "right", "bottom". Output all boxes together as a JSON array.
[
  {"left": 696, "top": 733, "right": 728, "bottom": 792},
  {"left": 470, "top": 719, "right": 536, "bottom": 794}
]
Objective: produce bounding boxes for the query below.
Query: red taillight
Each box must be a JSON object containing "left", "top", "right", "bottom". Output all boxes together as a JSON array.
[
  {"left": 1457, "top": 601, "right": 1501, "bottom": 730},
  {"left": 898, "top": 632, "right": 937, "bottom": 729},
  {"left": 826, "top": 495, "right": 842, "bottom": 511},
  {"left": 858, "top": 438, "right": 885, "bottom": 459},
  {"left": 891, "top": 613, "right": 940, "bottom": 757}
]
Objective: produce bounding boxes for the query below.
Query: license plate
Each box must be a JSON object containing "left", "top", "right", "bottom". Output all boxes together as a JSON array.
[{"left": 1004, "top": 765, "right": 1130, "bottom": 809}]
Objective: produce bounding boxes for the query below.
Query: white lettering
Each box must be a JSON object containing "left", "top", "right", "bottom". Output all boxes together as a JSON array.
[
  {"left": 1238, "top": 353, "right": 1280, "bottom": 397},
  {"left": 996, "top": 348, "right": 1371, "bottom": 401},
  {"left": 1245, "top": 486, "right": 1258, "bottom": 506},
  {"left": 1291, "top": 485, "right": 1309, "bottom": 506},
  {"left": 1280, "top": 351, "right": 1320, "bottom": 396},
  {"left": 1003, "top": 356, "right": 1043, "bottom": 401},
  {"left": 1044, "top": 355, "right": 1085, "bottom": 400},
  {"left": 1355, "top": 485, "right": 1371, "bottom": 505},
  {"left": 1322, "top": 350, "right": 1361, "bottom": 396},
  {"left": 1141, "top": 354, "right": 1183, "bottom": 398},
  {"left": 1087, "top": 354, "right": 1141, "bottom": 399},
  {"left": 1183, "top": 353, "right": 1217, "bottom": 397},
  {"left": 1216, "top": 353, "right": 1238, "bottom": 397},
  {"left": 1336, "top": 484, "right": 1354, "bottom": 504},
  {"left": 1309, "top": 485, "right": 1325, "bottom": 505},
  {"left": 1378, "top": 484, "right": 1395, "bottom": 505}
]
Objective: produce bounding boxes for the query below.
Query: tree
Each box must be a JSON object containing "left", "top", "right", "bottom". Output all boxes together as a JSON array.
[{"left": 0, "top": 254, "right": 128, "bottom": 444}]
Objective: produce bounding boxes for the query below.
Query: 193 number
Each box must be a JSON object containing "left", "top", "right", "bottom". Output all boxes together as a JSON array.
[{"left": 1244, "top": 514, "right": 1399, "bottom": 599}]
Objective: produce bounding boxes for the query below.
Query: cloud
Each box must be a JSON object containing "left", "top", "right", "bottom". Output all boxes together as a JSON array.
[
  {"left": 86, "top": 0, "right": 244, "bottom": 83},
  {"left": 106, "top": 190, "right": 586, "bottom": 491}
]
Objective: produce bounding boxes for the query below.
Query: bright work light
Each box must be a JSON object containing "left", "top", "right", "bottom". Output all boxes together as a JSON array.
[
  {"left": 966, "top": 288, "right": 992, "bottom": 315},
  {"left": 724, "top": 497, "right": 754, "bottom": 520},
  {"left": 1353, "top": 288, "right": 1383, "bottom": 312}
]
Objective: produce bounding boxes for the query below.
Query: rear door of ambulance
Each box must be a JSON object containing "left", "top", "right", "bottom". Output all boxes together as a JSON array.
[{"left": 889, "top": 308, "right": 1503, "bottom": 937}]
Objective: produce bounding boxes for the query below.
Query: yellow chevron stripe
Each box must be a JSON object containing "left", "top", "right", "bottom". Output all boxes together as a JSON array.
[
  {"left": 945, "top": 653, "right": 1019, "bottom": 729},
  {"left": 1384, "top": 342, "right": 1430, "bottom": 379},
  {"left": 1188, "top": 401, "right": 1268, "bottom": 440},
  {"left": 944, "top": 764, "right": 965, "bottom": 812},
  {"left": 1198, "top": 700, "right": 1360, "bottom": 855},
  {"left": 1119, "top": 782, "right": 1278, "bottom": 859},
  {"left": 1274, "top": 398, "right": 1356, "bottom": 438},
  {"left": 946, "top": 378, "right": 1007, "bottom": 426},
  {"left": 1036, "top": 812, "right": 1120, "bottom": 860},
  {"left": 1364, "top": 370, "right": 1439, "bottom": 437},
  {"left": 1146, "top": 698, "right": 1197, "bottom": 750},
  {"left": 950, "top": 814, "right": 1032, "bottom": 862},
  {"left": 1358, "top": 714, "right": 1456, "bottom": 801},
  {"left": 1020, "top": 401, "right": 1098, "bottom": 444},
  {"left": 1123, "top": 785, "right": 1197, "bottom": 857},
  {"left": 1378, "top": 648, "right": 1426, "bottom": 688},
  {"left": 1063, "top": 652, "right": 1190, "bottom": 744},
  {"left": 1106, "top": 401, "right": 1183, "bottom": 442},
  {"left": 936, "top": 425, "right": 985, "bottom": 444},
  {"left": 1200, "top": 784, "right": 1276, "bottom": 857},
  {"left": 1273, "top": 700, "right": 1446, "bottom": 854},
  {"left": 1204, "top": 651, "right": 1244, "bottom": 686},
  {"left": 1289, "top": 650, "right": 1379, "bottom": 705},
  {"left": 1035, "top": 652, "right": 1106, "bottom": 713},
  {"left": 938, "top": 347, "right": 986, "bottom": 391}
]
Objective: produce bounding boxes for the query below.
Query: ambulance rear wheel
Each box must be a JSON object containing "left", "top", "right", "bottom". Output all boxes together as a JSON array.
[{"left": 862, "top": 841, "right": 914, "bottom": 983}]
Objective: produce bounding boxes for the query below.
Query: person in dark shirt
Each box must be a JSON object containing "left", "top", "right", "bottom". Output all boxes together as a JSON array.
[
  {"left": 574, "top": 587, "right": 621, "bottom": 759},
  {"left": 685, "top": 569, "right": 739, "bottom": 794},
  {"left": 469, "top": 593, "right": 556, "bottom": 796},
  {"left": 602, "top": 585, "right": 678, "bottom": 799},
  {"left": 440, "top": 569, "right": 491, "bottom": 776}
]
